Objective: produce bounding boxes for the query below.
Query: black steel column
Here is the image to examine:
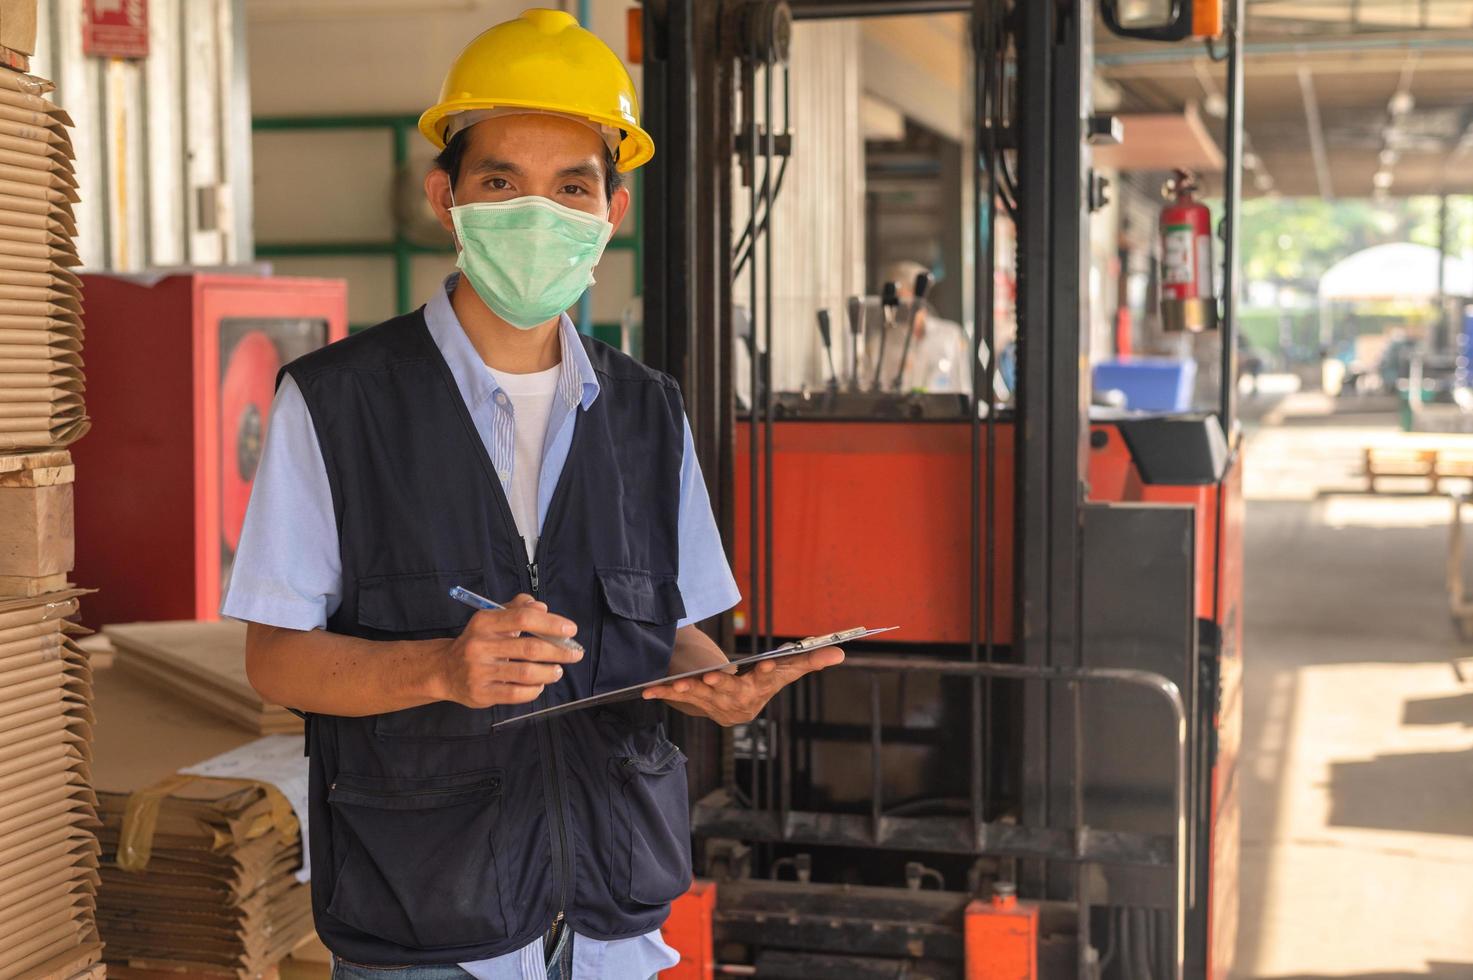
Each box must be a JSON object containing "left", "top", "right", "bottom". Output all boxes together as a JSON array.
[
  {"left": 640, "top": 0, "right": 692, "bottom": 388},
  {"left": 1012, "top": 0, "right": 1053, "bottom": 896},
  {"left": 641, "top": 0, "right": 736, "bottom": 802},
  {"left": 1014, "top": 0, "right": 1091, "bottom": 902},
  {"left": 1219, "top": 0, "right": 1245, "bottom": 434}
]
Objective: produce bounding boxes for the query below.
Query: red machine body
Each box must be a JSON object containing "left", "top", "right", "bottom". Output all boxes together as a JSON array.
[
  {"left": 71, "top": 273, "right": 347, "bottom": 628},
  {"left": 1159, "top": 172, "right": 1217, "bottom": 333},
  {"left": 733, "top": 420, "right": 1238, "bottom": 631},
  {"left": 731, "top": 417, "right": 1243, "bottom": 979}
]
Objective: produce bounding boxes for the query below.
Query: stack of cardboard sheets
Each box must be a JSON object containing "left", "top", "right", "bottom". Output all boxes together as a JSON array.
[
  {"left": 0, "top": 46, "right": 101, "bottom": 980},
  {"left": 0, "top": 589, "right": 102, "bottom": 979},
  {"left": 0, "top": 69, "right": 87, "bottom": 452},
  {"left": 104, "top": 622, "right": 302, "bottom": 736},
  {"left": 95, "top": 777, "right": 312, "bottom": 979},
  {"left": 91, "top": 665, "right": 314, "bottom": 980}
]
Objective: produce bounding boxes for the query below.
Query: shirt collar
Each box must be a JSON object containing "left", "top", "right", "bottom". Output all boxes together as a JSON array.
[{"left": 423, "top": 273, "right": 600, "bottom": 412}]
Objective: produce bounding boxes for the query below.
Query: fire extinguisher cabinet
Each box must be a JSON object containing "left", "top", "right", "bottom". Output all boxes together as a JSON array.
[{"left": 71, "top": 273, "right": 348, "bottom": 629}]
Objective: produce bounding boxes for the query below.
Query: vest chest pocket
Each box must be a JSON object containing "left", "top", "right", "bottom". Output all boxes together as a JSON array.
[
  {"left": 608, "top": 742, "right": 692, "bottom": 907},
  {"left": 357, "top": 569, "right": 498, "bottom": 739},
  {"left": 325, "top": 768, "right": 509, "bottom": 949},
  {"left": 594, "top": 567, "right": 685, "bottom": 694}
]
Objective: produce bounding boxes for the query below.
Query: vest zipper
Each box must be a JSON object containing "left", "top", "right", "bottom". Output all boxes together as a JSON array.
[{"left": 528, "top": 553, "right": 573, "bottom": 936}]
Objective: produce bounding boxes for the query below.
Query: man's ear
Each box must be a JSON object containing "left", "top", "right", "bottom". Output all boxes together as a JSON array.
[
  {"left": 606, "top": 184, "right": 632, "bottom": 234},
  {"left": 424, "top": 167, "right": 456, "bottom": 238}
]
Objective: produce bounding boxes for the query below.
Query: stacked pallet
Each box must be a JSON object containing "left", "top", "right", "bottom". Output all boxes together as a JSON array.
[
  {"left": 0, "top": 41, "right": 102, "bottom": 980},
  {"left": 104, "top": 622, "right": 302, "bottom": 736},
  {"left": 0, "top": 71, "right": 88, "bottom": 452}
]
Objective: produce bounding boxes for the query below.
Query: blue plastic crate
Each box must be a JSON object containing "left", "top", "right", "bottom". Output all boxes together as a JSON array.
[{"left": 1093, "top": 358, "right": 1197, "bottom": 413}]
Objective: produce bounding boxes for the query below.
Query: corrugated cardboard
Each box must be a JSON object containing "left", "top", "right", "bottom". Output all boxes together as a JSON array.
[
  {"left": 105, "top": 623, "right": 302, "bottom": 736},
  {"left": 0, "top": 68, "right": 97, "bottom": 980},
  {"left": 90, "top": 667, "right": 313, "bottom": 978},
  {"left": 10, "top": 942, "right": 104, "bottom": 980}
]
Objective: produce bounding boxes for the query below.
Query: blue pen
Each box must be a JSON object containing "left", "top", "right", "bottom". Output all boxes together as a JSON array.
[{"left": 448, "top": 585, "right": 585, "bottom": 655}]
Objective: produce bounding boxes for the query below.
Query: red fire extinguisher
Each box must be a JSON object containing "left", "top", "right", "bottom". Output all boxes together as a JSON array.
[{"left": 1160, "top": 170, "right": 1218, "bottom": 333}]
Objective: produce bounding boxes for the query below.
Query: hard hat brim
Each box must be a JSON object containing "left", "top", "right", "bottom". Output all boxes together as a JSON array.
[{"left": 419, "top": 98, "right": 655, "bottom": 173}]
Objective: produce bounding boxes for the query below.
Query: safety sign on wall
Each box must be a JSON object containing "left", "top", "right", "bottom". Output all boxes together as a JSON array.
[{"left": 83, "top": 0, "right": 149, "bottom": 60}]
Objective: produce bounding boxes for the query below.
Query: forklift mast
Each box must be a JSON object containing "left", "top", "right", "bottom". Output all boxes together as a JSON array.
[{"left": 640, "top": 1, "right": 1247, "bottom": 977}]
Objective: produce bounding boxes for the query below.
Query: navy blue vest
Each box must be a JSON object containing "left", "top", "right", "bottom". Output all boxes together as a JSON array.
[{"left": 283, "top": 310, "right": 690, "bottom": 964}]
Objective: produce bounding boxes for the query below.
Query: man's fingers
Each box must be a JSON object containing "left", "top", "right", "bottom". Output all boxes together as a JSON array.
[
  {"left": 468, "top": 636, "right": 583, "bottom": 664},
  {"left": 478, "top": 682, "right": 545, "bottom": 706},
  {"left": 507, "top": 604, "right": 577, "bottom": 637},
  {"left": 488, "top": 659, "right": 564, "bottom": 687},
  {"left": 468, "top": 605, "right": 577, "bottom": 640},
  {"left": 768, "top": 647, "right": 846, "bottom": 678}
]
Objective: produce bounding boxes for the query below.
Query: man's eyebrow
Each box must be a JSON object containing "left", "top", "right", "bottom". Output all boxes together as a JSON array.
[
  {"left": 470, "top": 158, "right": 525, "bottom": 177},
  {"left": 555, "top": 161, "right": 603, "bottom": 182}
]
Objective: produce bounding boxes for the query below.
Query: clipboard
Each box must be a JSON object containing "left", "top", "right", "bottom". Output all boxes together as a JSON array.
[{"left": 490, "top": 625, "right": 897, "bottom": 729}]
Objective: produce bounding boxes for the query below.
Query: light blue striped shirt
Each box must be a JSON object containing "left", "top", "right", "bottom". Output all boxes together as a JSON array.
[{"left": 222, "top": 275, "right": 739, "bottom": 979}]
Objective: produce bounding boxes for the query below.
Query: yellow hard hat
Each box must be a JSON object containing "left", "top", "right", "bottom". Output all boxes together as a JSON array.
[{"left": 419, "top": 8, "right": 654, "bottom": 173}]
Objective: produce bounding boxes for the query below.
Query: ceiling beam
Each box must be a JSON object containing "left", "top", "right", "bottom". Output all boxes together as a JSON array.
[
  {"left": 1097, "top": 31, "right": 1473, "bottom": 74},
  {"left": 1297, "top": 65, "right": 1335, "bottom": 199}
]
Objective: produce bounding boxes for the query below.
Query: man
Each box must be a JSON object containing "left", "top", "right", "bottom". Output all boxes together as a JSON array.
[
  {"left": 868, "top": 261, "right": 996, "bottom": 397},
  {"left": 223, "top": 11, "right": 843, "bottom": 979}
]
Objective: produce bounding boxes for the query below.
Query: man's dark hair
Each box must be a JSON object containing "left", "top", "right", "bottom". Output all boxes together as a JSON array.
[{"left": 434, "top": 126, "right": 625, "bottom": 203}]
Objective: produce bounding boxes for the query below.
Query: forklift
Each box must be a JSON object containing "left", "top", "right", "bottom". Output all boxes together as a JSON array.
[{"left": 638, "top": 0, "right": 1246, "bottom": 976}]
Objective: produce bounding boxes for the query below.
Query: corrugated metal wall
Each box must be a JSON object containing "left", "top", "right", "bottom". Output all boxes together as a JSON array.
[{"left": 29, "top": 0, "right": 252, "bottom": 271}]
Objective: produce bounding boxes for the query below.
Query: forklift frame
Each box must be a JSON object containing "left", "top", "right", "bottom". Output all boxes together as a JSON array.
[{"left": 639, "top": 0, "right": 1245, "bottom": 976}]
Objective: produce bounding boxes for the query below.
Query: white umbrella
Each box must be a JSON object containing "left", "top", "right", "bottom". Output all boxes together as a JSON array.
[{"left": 1319, "top": 242, "right": 1473, "bottom": 302}]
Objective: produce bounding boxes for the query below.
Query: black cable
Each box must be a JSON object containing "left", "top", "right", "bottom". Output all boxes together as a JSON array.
[
  {"left": 1133, "top": 909, "right": 1156, "bottom": 980},
  {"left": 1098, "top": 908, "right": 1119, "bottom": 974},
  {"left": 1119, "top": 907, "right": 1133, "bottom": 980},
  {"left": 733, "top": 156, "right": 791, "bottom": 277}
]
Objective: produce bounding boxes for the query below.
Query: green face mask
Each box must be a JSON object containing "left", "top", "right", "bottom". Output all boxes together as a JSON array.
[{"left": 449, "top": 194, "right": 614, "bottom": 330}]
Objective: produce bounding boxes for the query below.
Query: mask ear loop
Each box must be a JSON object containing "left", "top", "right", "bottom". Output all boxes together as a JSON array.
[{"left": 447, "top": 183, "right": 461, "bottom": 251}]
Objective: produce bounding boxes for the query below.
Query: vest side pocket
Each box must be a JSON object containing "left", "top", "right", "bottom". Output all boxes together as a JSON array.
[
  {"left": 325, "top": 768, "right": 509, "bottom": 949},
  {"left": 609, "top": 742, "right": 692, "bottom": 907},
  {"left": 594, "top": 567, "right": 686, "bottom": 694}
]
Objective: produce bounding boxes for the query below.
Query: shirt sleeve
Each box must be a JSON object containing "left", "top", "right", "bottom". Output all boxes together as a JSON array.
[
  {"left": 675, "top": 415, "right": 742, "bottom": 628},
  {"left": 219, "top": 374, "right": 344, "bottom": 631}
]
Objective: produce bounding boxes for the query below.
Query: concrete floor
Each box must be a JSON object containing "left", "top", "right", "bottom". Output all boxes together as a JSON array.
[{"left": 1230, "top": 393, "right": 1473, "bottom": 979}]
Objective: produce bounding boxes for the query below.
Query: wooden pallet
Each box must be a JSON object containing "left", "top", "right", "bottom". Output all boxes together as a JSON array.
[{"left": 1361, "top": 444, "right": 1473, "bottom": 494}]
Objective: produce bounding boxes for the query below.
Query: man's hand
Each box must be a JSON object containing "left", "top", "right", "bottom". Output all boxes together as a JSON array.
[
  {"left": 640, "top": 647, "right": 844, "bottom": 726},
  {"left": 435, "top": 595, "right": 583, "bottom": 708}
]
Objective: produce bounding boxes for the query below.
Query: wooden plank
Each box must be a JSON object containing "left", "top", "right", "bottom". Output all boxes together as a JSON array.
[
  {"left": 0, "top": 572, "right": 68, "bottom": 597},
  {"left": 0, "top": 464, "right": 73, "bottom": 488},
  {"left": 103, "top": 623, "right": 259, "bottom": 707},
  {"left": 0, "top": 451, "right": 69, "bottom": 475},
  {"left": 0, "top": 483, "right": 73, "bottom": 578},
  {"left": 113, "top": 657, "right": 298, "bottom": 737}
]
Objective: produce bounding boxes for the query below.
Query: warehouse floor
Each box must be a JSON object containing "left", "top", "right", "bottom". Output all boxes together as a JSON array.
[{"left": 1231, "top": 393, "right": 1473, "bottom": 979}]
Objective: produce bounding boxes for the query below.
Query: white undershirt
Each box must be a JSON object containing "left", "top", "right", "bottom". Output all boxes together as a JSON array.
[{"left": 485, "top": 362, "right": 561, "bottom": 561}]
